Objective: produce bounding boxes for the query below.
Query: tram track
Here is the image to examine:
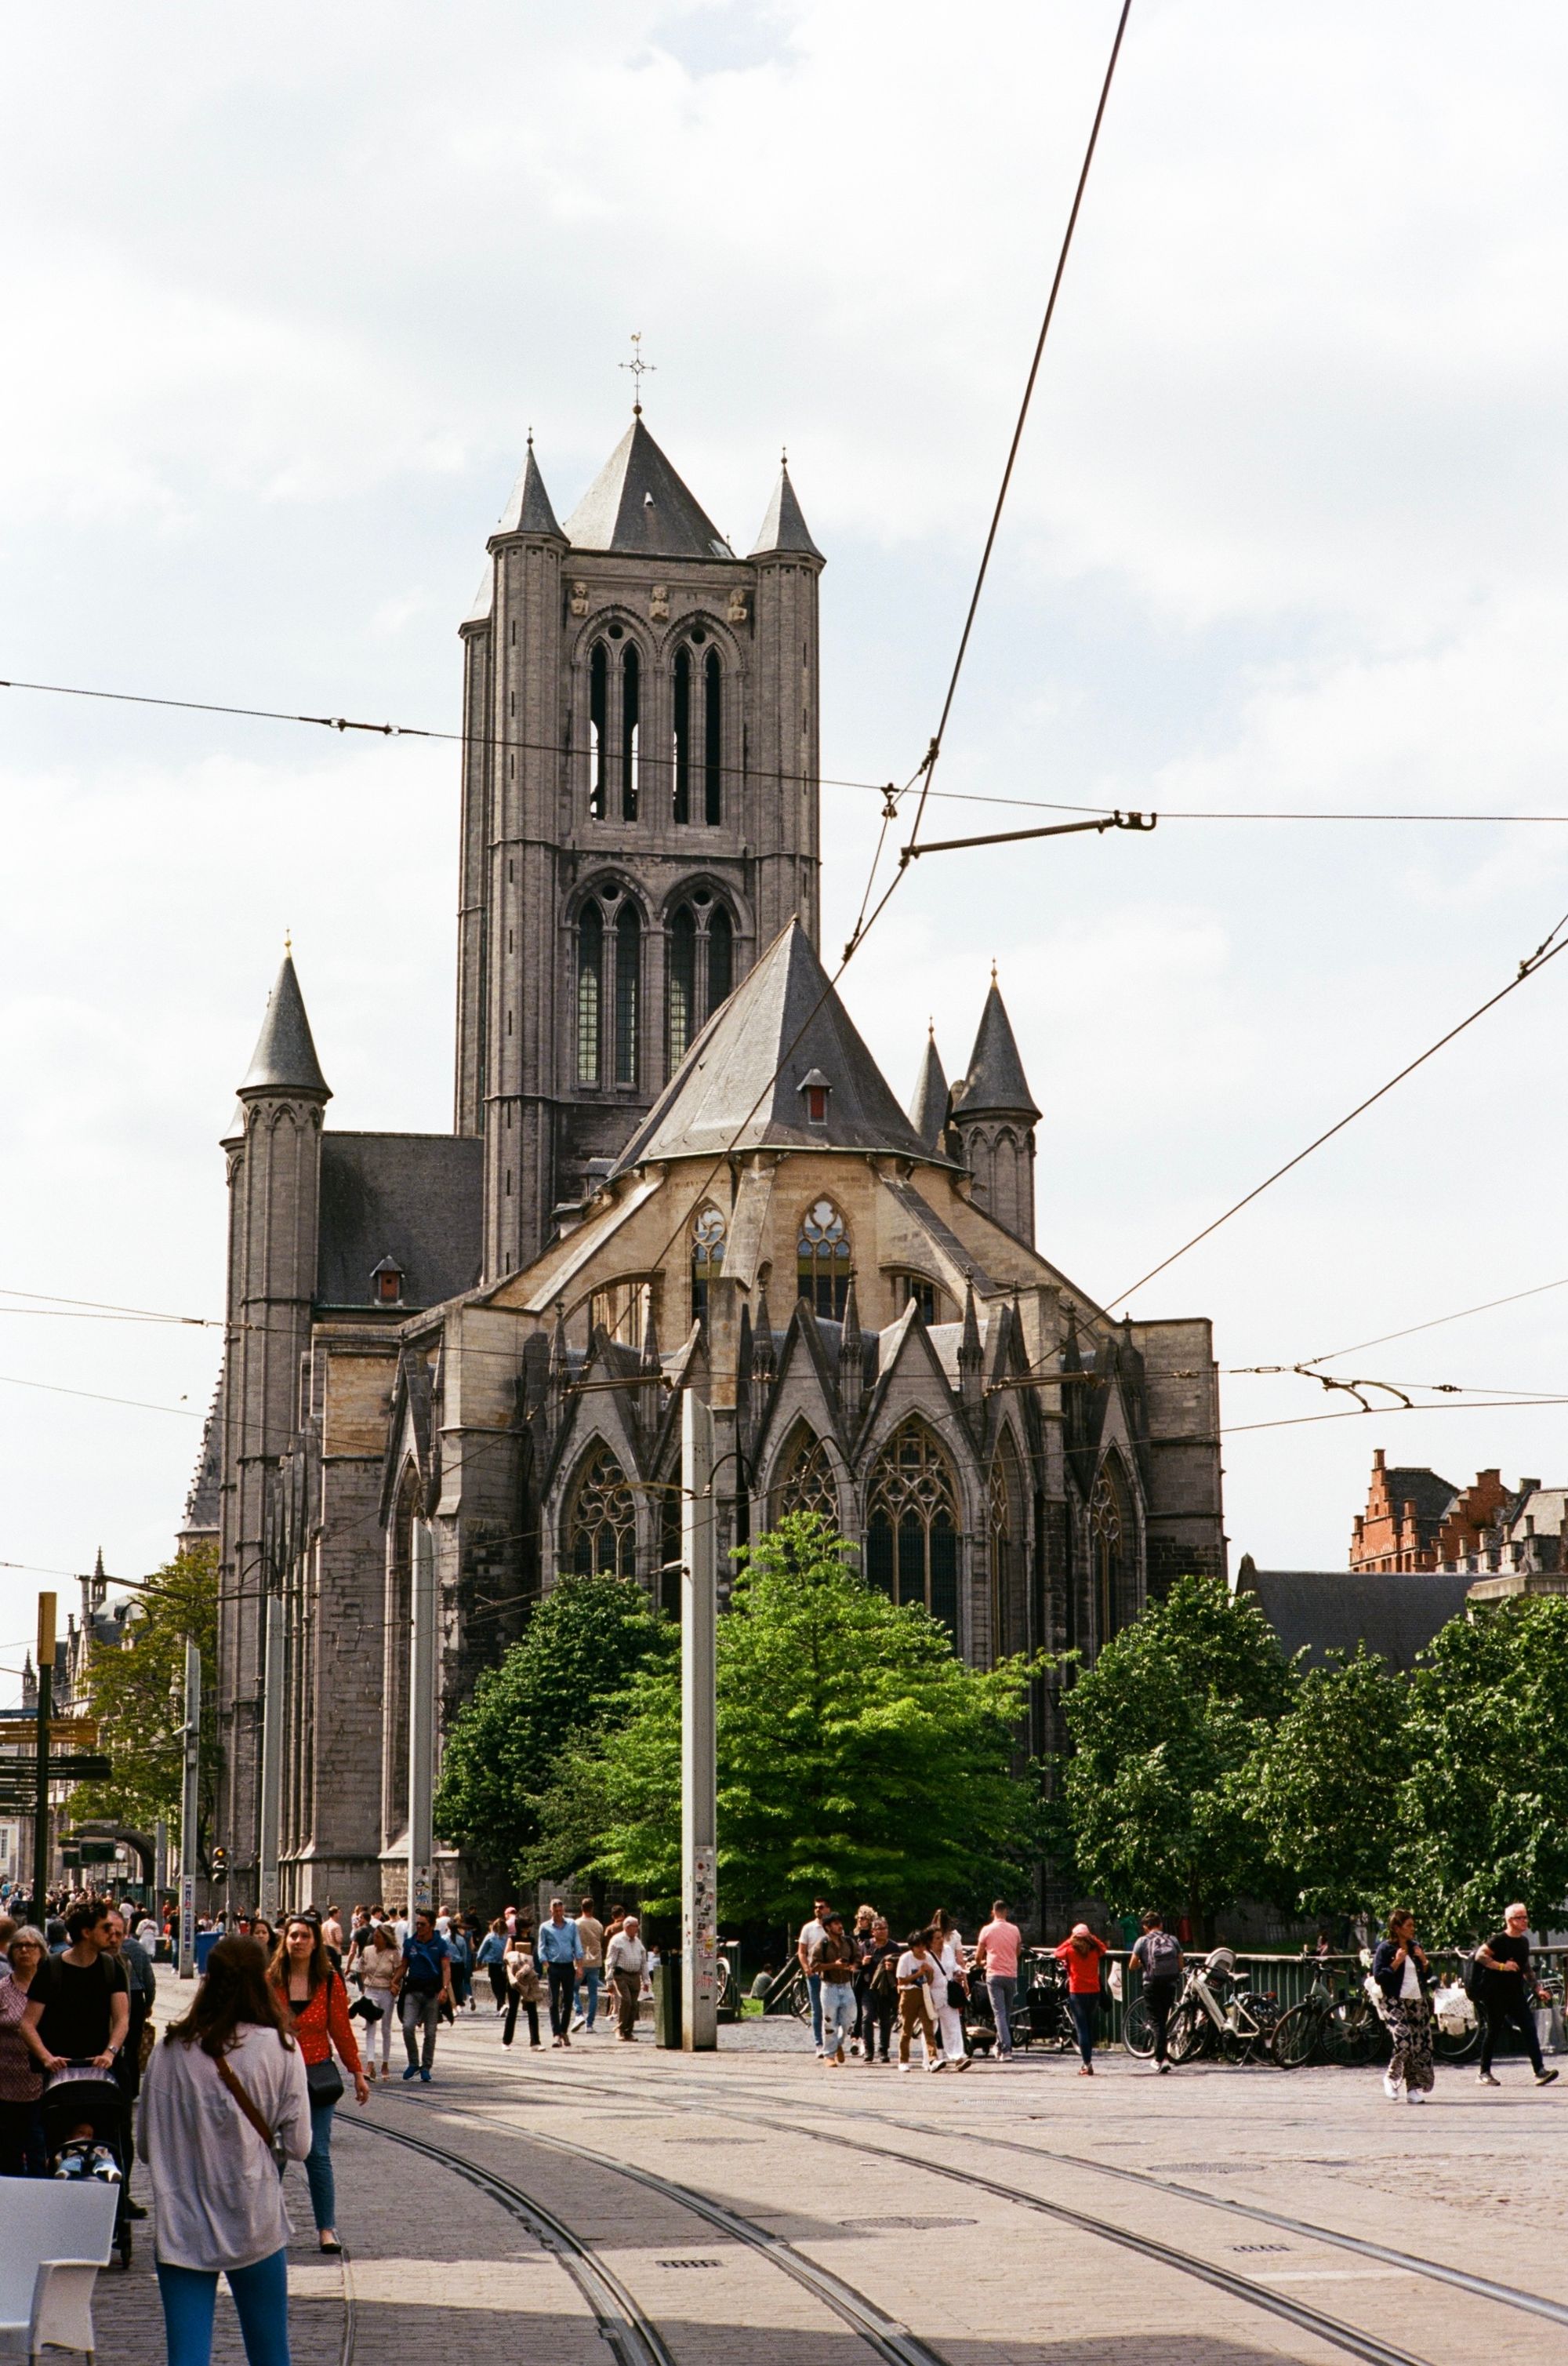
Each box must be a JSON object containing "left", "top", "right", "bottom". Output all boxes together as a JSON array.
[
  {"left": 350, "top": 2104, "right": 950, "bottom": 2366},
  {"left": 455, "top": 2055, "right": 1565, "bottom": 2366}
]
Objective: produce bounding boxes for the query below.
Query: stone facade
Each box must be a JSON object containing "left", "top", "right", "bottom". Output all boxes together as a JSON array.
[{"left": 207, "top": 413, "right": 1227, "bottom": 1913}]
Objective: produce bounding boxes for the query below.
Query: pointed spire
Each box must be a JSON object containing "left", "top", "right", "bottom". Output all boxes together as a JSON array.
[
  {"left": 238, "top": 951, "right": 332, "bottom": 1101},
  {"left": 640, "top": 1293, "right": 661, "bottom": 1375},
  {"left": 953, "top": 973, "right": 1039, "bottom": 1121},
  {"left": 548, "top": 1300, "right": 568, "bottom": 1401},
  {"left": 495, "top": 434, "right": 565, "bottom": 539},
  {"left": 909, "top": 1025, "right": 949, "bottom": 1152},
  {"left": 752, "top": 1284, "right": 776, "bottom": 1385},
  {"left": 749, "top": 460, "right": 823, "bottom": 561},
  {"left": 564, "top": 418, "right": 732, "bottom": 560},
  {"left": 838, "top": 1272, "right": 864, "bottom": 1407},
  {"left": 959, "top": 1274, "right": 983, "bottom": 1411}
]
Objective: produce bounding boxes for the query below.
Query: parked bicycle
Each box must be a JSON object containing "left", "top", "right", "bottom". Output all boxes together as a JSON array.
[
  {"left": 1272, "top": 1964, "right": 1385, "bottom": 2067},
  {"left": 1134, "top": 1946, "right": 1281, "bottom": 2065}
]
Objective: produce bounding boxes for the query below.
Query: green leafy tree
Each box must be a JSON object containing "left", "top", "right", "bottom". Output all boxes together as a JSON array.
[
  {"left": 434, "top": 1572, "right": 669, "bottom": 1892},
  {"left": 1058, "top": 1573, "right": 1294, "bottom": 1936},
  {"left": 1390, "top": 1595, "right": 1568, "bottom": 1941},
  {"left": 71, "top": 1543, "right": 220, "bottom": 1860},
  {"left": 531, "top": 1513, "right": 1039, "bottom": 1925},
  {"left": 1247, "top": 1646, "right": 1409, "bottom": 1920}
]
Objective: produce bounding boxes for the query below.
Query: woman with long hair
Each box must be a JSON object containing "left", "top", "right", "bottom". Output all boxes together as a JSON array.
[
  {"left": 267, "top": 1916, "right": 367, "bottom": 2253},
  {"left": 0, "top": 1925, "right": 47, "bottom": 2175},
  {"left": 138, "top": 1936, "right": 310, "bottom": 2365},
  {"left": 1371, "top": 1909, "right": 1434, "bottom": 2102},
  {"left": 358, "top": 1920, "right": 402, "bottom": 2080},
  {"left": 928, "top": 1909, "right": 971, "bottom": 2073}
]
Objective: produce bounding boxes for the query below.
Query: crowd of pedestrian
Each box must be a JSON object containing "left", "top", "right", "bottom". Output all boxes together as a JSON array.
[{"left": 794, "top": 1895, "right": 1031, "bottom": 2072}]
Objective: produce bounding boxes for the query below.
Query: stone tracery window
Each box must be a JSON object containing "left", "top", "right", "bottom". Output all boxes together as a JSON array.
[
  {"left": 565, "top": 1445, "right": 637, "bottom": 1578},
  {"left": 771, "top": 1423, "right": 838, "bottom": 1526},
  {"left": 575, "top": 889, "right": 641, "bottom": 1090},
  {"left": 797, "top": 1198, "right": 850, "bottom": 1317},
  {"left": 691, "top": 1203, "right": 726, "bottom": 1321},
  {"left": 666, "top": 892, "right": 737, "bottom": 1072},
  {"left": 865, "top": 1418, "right": 960, "bottom": 1641},
  {"left": 1091, "top": 1454, "right": 1132, "bottom": 1649},
  {"left": 989, "top": 1430, "right": 1026, "bottom": 1663}
]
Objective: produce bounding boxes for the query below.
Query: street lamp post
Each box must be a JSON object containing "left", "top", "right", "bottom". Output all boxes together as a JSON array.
[{"left": 681, "top": 1390, "right": 718, "bottom": 2051}]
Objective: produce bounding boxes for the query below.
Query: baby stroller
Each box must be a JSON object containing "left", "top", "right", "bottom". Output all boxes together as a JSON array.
[{"left": 41, "top": 2062, "right": 132, "bottom": 2267}]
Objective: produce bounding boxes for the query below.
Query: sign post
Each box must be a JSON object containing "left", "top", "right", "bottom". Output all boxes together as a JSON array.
[
  {"left": 178, "top": 1640, "right": 201, "bottom": 1979},
  {"left": 256, "top": 1590, "right": 282, "bottom": 1924},
  {"left": 681, "top": 1391, "right": 718, "bottom": 2052},
  {"left": 31, "top": 1594, "right": 55, "bottom": 1912}
]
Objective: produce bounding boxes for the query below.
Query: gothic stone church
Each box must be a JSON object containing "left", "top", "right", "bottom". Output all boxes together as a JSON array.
[{"left": 199, "top": 413, "right": 1225, "bottom": 1909}]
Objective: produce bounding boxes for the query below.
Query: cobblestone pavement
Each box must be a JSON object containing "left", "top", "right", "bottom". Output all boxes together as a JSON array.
[{"left": 94, "top": 2001, "right": 1568, "bottom": 2366}]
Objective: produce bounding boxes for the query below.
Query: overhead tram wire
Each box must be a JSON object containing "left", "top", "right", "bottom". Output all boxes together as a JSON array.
[{"left": 1107, "top": 900, "right": 1568, "bottom": 1311}]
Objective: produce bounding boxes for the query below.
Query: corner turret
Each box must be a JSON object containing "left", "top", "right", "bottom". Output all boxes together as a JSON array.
[{"left": 950, "top": 971, "right": 1039, "bottom": 1246}]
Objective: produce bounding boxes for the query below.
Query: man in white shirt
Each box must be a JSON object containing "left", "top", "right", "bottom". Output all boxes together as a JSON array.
[
  {"left": 605, "top": 1914, "right": 649, "bottom": 2042},
  {"left": 797, "top": 1897, "right": 830, "bottom": 2056}
]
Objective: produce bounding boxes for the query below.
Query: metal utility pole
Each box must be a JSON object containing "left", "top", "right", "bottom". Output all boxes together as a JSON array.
[
  {"left": 178, "top": 1640, "right": 201, "bottom": 1979},
  {"left": 407, "top": 1518, "right": 436, "bottom": 1917},
  {"left": 256, "top": 1590, "right": 282, "bottom": 1923},
  {"left": 681, "top": 1391, "right": 718, "bottom": 2052},
  {"left": 154, "top": 1815, "right": 169, "bottom": 1903},
  {"left": 31, "top": 1593, "right": 55, "bottom": 1912}
]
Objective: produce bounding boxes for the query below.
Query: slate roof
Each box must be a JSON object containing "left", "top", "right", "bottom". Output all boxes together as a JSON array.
[
  {"left": 953, "top": 979, "right": 1039, "bottom": 1121},
  {"left": 317, "top": 1134, "right": 483, "bottom": 1310},
  {"left": 909, "top": 1030, "right": 949, "bottom": 1151},
  {"left": 612, "top": 918, "right": 942, "bottom": 1172},
  {"left": 563, "top": 418, "right": 734, "bottom": 561},
  {"left": 181, "top": 1375, "right": 226, "bottom": 1536},
  {"left": 749, "top": 463, "right": 822, "bottom": 560},
  {"left": 238, "top": 954, "right": 332, "bottom": 1099},
  {"left": 1239, "top": 1565, "right": 1473, "bottom": 1673},
  {"left": 1380, "top": 1466, "right": 1458, "bottom": 1523},
  {"left": 495, "top": 441, "right": 564, "bottom": 538}
]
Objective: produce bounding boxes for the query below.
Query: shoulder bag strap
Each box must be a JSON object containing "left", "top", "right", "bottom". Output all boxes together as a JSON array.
[{"left": 215, "top": 2051, "right": 277, "bottom": 2151}]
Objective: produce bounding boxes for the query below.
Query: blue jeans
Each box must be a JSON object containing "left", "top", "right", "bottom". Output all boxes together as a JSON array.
[
  {"left": 1068, "top": 1993, "right": 1098, "bottom": 2066},
  {"left": 157, "top": 2248, "right": 289, "bottom": 2366},
  {"left": 986, "top": 1975, "right": 1018, "bottom": 2056},
  {"left": 821, "top": 1980, "right": 855, "bottom": 2055},
  {"left": 580, "top": 1967, "right": 601, "bottom": 2027},
  {"left": 807, "top": 1971, "right": 822, "bottom": 2048},
  {"left": 304, "top": 2098, "right": 336, "bottom": 2231}
]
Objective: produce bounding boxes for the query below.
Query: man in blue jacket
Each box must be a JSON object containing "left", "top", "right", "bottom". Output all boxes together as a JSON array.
[{"left": 536, "top": 1899, "right": 585, "bottom": 2049}]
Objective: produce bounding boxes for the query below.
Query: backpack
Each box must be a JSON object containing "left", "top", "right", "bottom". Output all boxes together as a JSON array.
[
  {"left": 1461, "top": 1950, "right": 1490, "bottom": 2003},
  {"left": 404, "top": 1936, "right": 445, "bottom": 1994},
  {"left": 1141, "top": 1929, "right": 1182, "bottom": 1981}
]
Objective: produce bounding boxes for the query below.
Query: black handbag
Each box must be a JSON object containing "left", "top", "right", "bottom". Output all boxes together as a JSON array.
[
  {"left": 306, "top": 2057, "right": 344, "bottom": 2106},
  {"left": 946, "top": 1978, "right": 967, "bottom": 2009}
]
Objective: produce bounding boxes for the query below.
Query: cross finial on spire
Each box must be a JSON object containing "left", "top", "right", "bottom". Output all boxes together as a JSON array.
[
  {"left": 620, "top": 330, "right": 655, "bottom": 417},
  {"left": 284, "top": 929, "right": 292, "bottom": 956},
  {"left": 990, "top": 958, "right": 998, "bottom": 985}
]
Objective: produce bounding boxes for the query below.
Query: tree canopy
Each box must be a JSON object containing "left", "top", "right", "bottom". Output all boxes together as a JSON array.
[
  {"left": 433, "top": 1570, "right": 669, "bottom": 1891},
  {"left": 1058, "top": 1573, "right": 1294, "bottom": 1935},
  {"left": 531, "top": 1513, "right": 1039, "bottom": 1927},
  {"left": 72, "top": 1543, "right": 220, "bottom": 1860},
  {"left": 1244, "top": 1645, "right": 1409, "bottom": 1921}
]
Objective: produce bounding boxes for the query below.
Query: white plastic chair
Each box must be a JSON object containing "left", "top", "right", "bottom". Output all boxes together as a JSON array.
[
  {"left": 0, "top": 2185, "right": 115, "bottom": 2363},
  {"left": 28, "top": 2262, "right": 100, "bottom": 2364}
]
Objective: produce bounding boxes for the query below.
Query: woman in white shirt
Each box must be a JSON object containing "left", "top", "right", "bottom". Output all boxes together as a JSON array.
[
  {"left": 139, "top": 1935, "right": 310, "bottom": 2366},
  {"left": 929, "top": 1910, "right": 971, "bottom": 2072},
  {"left": 358, "top": 1922, "right": 402, "bottom": 2080}
]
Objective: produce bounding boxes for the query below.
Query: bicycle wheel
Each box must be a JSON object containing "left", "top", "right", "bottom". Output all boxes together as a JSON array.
[
  {"left": 1122, "top": 1996, "right": 1156, "bottom": 2058},
  {"left": 1270, "top": 2002, "right": 1319, "bottom": 2068},
  {"left": 1433, "top": 2014, "right": 1480, "bottom": 2065},
  {"left": 1167, "top": 2000, "right": 1210, "bottom": 2063},
  {"left": 1219, "top": 2025, "right": 1254, "bottom": 2066},
  {"left": 1326, "top": 1998, "right": 1385, "bottom": 2067}
]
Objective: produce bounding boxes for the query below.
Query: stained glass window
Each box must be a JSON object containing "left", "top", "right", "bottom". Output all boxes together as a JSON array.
[
  {"left": 771, "top": 1425, "right": 838, "bottom": 1526},
  {"left": 576, "top": 902, "right": 602, "bottom": 1084},
  {"left": 866, "top": 1419, "right": 960, "bottom": 1641},
  {"left": 1091, "top": 1456, "right": 1131, "bottom": 1648},
  {"left": 797, "top": 1198, "right": 850, "bottom": 1317},
  {"left": 566, "top": 1446, "right": 637, "bottom": 1578}
]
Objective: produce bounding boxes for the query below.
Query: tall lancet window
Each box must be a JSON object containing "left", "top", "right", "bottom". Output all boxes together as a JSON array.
[
  {"left": 706, "top": 904, "right": 733, "bottom": 1014},
  {"left": 622, "top": 643, "right": 641, "bottom": 821},
  {"left": 703, "top": 649, "right": 723, "bottom": 825},
  {"left": 672, "top": 645, "right": 691, "bottom": 824},
  {"left": 576, "top": 903, "right": 604, "bottom": 1084},
  {"left": 614, "top": 901, "right": 641, "bottom": 1085},
  {"left": 797, "top": 1198, "right": 850, "bottom": 1317},
  {"left": 668, "top": 903, "right": 697, "bottom": 1068},
  {"left": 588, "top": 641, "right": 608, "bottom": 820},
  {"left": 691, "top": 1203, "right": 726, "bottom": 1321}
]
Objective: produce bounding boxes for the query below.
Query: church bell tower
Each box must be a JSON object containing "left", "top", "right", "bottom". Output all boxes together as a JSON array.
[{"left": 454, "top": 402, "right": 824, "bottom": 1284}]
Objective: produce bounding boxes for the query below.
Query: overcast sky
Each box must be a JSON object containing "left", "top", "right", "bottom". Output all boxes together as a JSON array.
[{"left": 5, "top": 0, "right": 1568, "bottom": 1670}]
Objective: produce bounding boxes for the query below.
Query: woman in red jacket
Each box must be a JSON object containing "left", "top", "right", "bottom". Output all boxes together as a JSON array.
[
  {"left": 1054, "top": 1922, "right": 1108, "bottom": 2077},
  {"left": 268, "top": 1916, "right": 368, "bottom": 2253}
]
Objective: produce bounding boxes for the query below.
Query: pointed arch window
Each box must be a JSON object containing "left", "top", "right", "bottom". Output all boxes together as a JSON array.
[
  {"left": 565, "top": 1445, "right": 637, "bottom": 1578},
  {"left": 621, "top": 643, "right": 641, "bottom": 821},
  {"left": 576, "top": 902, "right": 603, "bottom": 1084},
  {"left": 866, "top": 1419, "right": 960, "bottom": 1641},
  {"left": 588, "top": 640, "right": 608, "bottom": 820},
  {"left": 990, "top": 1431, "right": 1026, "bottom": 1663},
  {"left": 665, "top": 892, "right": 737, "bottom": 1075},
  {"left": 668, "top": 903, "right": 697, "bottom": 1067},
  {"left": 1091, "top": 1455, "right": 1132, "bottom": 1650},
  {"left": 703, "top": 649, "right": 723, "bottom": 824},
  {"left": 797, "top": 1198, "right": 850, "bottom": 1317},
  {"left": 691, "top": 1203, "right": 726, "bottom": 1321},
  {"left": 707, "top": 905, "right": 733, "bottom": 1012},
  {"left": 672, "top": 645, "right": 691, "bottom": 824},
  {"left": 614, "top": 901, "right": 640, "bottom": 1085},
  {"left": 771, "top": 1423, "right": 838, "bottom": 1527}
]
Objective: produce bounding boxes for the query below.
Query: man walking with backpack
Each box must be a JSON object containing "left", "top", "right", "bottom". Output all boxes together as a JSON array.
[
  {"left": 1130, "top": 1911, "right": 1183, "bottom": 2073},
  {"left": 399, "top": 1909, "right": 452, "bottom": 2083}
]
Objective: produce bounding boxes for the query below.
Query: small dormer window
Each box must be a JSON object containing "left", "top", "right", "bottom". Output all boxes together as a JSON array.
[
  {"left": 372, "top": 1256, "right": 405, "bottom": 1306},
  {"left": 800, "top": 1068, "right": 830, "bottom": 1126}
]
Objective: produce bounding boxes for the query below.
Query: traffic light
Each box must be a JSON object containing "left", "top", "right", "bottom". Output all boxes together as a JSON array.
[{"left": 210, "top": 1845, "right": 229, "bottom": 1879}]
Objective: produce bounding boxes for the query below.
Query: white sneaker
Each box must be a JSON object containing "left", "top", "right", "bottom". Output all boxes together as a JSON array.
[
  {"left": 815, "top": 2045, "right": 824, "bottom": 2058},
  {"left": 1382, "top": 2073, "right": 1403, "bottom": 2100},
  {"left": 1406, "top": 2090, "right": 1427, "bottom": 2103},
  {"left": 899, "top": 2062, "right": 913, "bottom": 2073}
]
